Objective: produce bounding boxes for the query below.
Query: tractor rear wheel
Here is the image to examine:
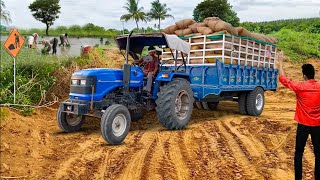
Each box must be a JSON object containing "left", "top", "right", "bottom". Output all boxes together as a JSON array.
[
  {"left": 156, "top": 78, "right": 194, "bottom": 130},
  {"left": 246, "top": 87, "right": 265, "bottom": 116},
  {"left": 57, "top": 108, "right": 84, "bottom": 132},
  {"left": 101, "top": 104, "right": 131, "bottom": 145}
]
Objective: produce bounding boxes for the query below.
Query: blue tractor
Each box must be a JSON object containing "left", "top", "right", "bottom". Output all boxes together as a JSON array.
[{"left": 57, "top": 32, "right": 278, "bottom": 145}]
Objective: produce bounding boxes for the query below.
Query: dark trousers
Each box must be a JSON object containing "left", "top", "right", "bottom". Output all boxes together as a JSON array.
[
  {"left": 294, "top": 123, "right": 320, "bottom": 180},
  {"left": 52, "top": 38, "right": 58, "bottom": 54}
]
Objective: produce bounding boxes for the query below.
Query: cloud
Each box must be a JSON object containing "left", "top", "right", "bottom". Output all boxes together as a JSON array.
[
  {"left": 231, "top": 0, "right": 320, "bottom": 12},
  {"left": 2, "top": 0, "right": 320, "bottom": 30}
]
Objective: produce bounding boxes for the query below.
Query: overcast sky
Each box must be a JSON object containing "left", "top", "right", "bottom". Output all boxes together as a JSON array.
[{"left": 2, "top": 0, "right": 320, "bottom": 30}]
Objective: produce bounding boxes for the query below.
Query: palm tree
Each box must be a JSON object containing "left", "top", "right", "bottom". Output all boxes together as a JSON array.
[
  {"left": 0, "top": 0, "right": 11, "bottom": 24},
  {"left": 120, "top": 0, "right": 147, "bottom": 29},
  {"left": 148, "top": 0, "right": 174, "bottom": 30}
]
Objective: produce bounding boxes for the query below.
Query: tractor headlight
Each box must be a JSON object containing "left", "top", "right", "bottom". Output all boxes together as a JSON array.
[
  {"left": 80, "top": 80, "right": 87, "bottom": 85},
  {"left": 71, "top": 79, "right": 78, "bottom": 85}
]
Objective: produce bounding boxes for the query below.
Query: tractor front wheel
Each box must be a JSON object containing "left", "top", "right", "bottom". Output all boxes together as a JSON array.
[
  {"left": 57, "top": 108, "right": 84, "bottom": 132},
  {"left": 100, "top": 104, "right": 131, "bottom": 145},
  {"left": 156, "top": 78, "right": 194, "bottom": 130}
]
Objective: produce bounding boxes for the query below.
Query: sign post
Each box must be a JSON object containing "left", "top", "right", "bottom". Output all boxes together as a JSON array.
[
  {"left": 3, "top": 29, "right": 24, "bottom": 104},
  {"left": 13, "top": 58, "right": 16, "bottom": 104}
]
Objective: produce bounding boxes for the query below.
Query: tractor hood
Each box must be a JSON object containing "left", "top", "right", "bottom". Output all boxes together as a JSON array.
[
  {"left": 72, "top": 68, "right": 123, "bottom": 77},
  {"left": 69, "top": 67, "right": 144, "bottom": 101}
]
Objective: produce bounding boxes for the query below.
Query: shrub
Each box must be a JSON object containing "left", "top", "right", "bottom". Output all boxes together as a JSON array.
[{"left": 272, "top": 29, "right": 320, "bottom": 62}]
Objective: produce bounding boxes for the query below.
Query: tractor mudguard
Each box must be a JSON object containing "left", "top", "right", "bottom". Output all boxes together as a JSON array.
[{"left": 155, "top": 71, "right": 190, "bottom": 82}]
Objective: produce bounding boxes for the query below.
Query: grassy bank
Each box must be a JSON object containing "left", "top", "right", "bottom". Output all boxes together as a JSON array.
[
  {"left": 0, "top": 44, "right": 111, "bottom": 113},
  {"left": 241, "top": 18, "right": 320, "bottom": 34},
  {"left": 0, "top": 46, "right": 69, "bottom": 106},
  {"left": 272, "top": 29, "right": 320, "bottom": 62}
]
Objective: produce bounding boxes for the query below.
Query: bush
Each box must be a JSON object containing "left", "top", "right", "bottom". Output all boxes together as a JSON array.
[
  {"left": 0, "top": 43, "right": 112, "bottom": 109},
  {"left": 272, "top": 29, "right": 320, "bottom": 62},
  {"left": 0, "top": 47, "right": 66, "bottom": 105}
]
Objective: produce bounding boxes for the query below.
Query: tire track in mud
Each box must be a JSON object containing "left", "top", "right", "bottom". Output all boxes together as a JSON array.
[
  {"left": 157, "top": 134, "right": 181, "bottom": 180},
  {"left": 195, "top": 129, "right": 217, "bottom": 179},
  {"left": 225, "top": 120, "right": 267, "bottom": 158},
  {"left": 119, "top": 132, "right": 157, "bottom": 180},
  {"left": 182, "top": 128, "right": 216, "bottom": 179},
  {"left": 221, "top": 121, "right": 260, "bottom": 163},
  {"left": 215, "top": 121, "right": 263, "bottom": 179},
  {"left": 50, "top": 130, "right": 145, "bottom": 180},
  {"left": 245, "top": 119, "right": 297, "bottom": 179},
  {"left": 103, "top": 130, "right": 145, "bottom": 179},
  {"left": 53, "top": 137, "right": 99, "bottom": 179},
  {"left": 178, "top": 131, "right": 195, "bottom": 177},
  {"left": 202, "top": 122, "right": 247, "bottom": 180},
  {"left": 178, "top": 126, "right": 234, "bottom": 179}
]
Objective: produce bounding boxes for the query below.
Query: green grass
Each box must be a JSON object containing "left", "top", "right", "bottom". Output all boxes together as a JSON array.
[
  {"left": 0, "top": 43, "right": 108, "bottom": 108},
  {"left": 241, "top": 18, "right": 320, "bottom": 34},
  {"left": 271, "top": 29, "right": 320, "bottom": 62},
  {"left": 0, "top": 45, "right": 70, "bottom": 106}
]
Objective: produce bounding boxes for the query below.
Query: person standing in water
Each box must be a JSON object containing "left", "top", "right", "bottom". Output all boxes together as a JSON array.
[
  {"left": 32, "top": 33, "right": 39, "bottom": 47},
  {"left": 59, "top": 33, "right": 70, "bottom": 46},
  {"left": 41, "top": 40, "right": 52, "bottom": 54},
  {"left": 49, "top": 37, "right": 59, "bottom": 55},
  {"left": 27, "top": 35, "right": 35, "bottom": 48}
]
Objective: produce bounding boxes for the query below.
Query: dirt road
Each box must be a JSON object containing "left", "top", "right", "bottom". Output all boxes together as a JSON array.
[{"left": 1, "top": 59, "right": 319, "bottom": 180}]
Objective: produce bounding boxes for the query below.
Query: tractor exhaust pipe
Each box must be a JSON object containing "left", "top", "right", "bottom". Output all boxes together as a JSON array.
[
  {"left": 125, "top": 31, "right": 133, "bottom": 65},
  {"left": 123, "top": 31, "right": 133, "bottom": 92}
]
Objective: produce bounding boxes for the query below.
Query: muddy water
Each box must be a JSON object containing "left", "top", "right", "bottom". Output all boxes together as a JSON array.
[{"left": 0, "top": 36, "right": 113, "bottom": 56}]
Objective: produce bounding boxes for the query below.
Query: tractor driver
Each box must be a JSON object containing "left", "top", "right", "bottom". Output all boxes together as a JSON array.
[{"left": 134, "top": 46, "right": 159, "bottom": 94}]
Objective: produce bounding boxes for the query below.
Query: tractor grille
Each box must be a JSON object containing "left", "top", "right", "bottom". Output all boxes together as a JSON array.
[{"left": 70, "top": 76, "right": 96, "bottom": 94}]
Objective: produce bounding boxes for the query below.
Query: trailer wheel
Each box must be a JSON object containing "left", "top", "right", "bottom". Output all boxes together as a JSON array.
[
  {"left": 101, "top": 104, "right": 131, "bottom": 145},
  {"left": 195, "top": 102, "right": 203, "bottom": 109},
  {"left": 207, "top": 102, "right": 219, "bottom": 110},
  {"left": 57, "top": 108, "right": 84, "bottom": 132},
  {"left": 201, "top": 102, "right": 219, "bottom": 110},
  {"left": 238, "top": 93, "right": 248, "bottom": 115},
  {"left": 202, "top": 102, "right": 210, "bottom": 110},
  {"left": 246, "top": 87, "right": 265, "bottom": 116},
  {"left": 156, "top": 78, "right": 194, "bottom": 130}
]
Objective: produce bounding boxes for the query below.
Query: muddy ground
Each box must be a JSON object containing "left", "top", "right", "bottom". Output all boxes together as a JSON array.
[{"left": 1, "top": 59, "right": 319, "bottom": 180}]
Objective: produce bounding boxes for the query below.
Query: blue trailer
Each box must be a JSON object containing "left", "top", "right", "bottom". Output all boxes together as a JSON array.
[{"left": 57, "top": 32, "right": 278, "bottom": 145}]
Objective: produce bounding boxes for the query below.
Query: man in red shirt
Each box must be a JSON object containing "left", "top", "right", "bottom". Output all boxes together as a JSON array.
[
  {"left": 278, "top": 52, "right": 320, "bottom": 180},
  {"left": 134, "top": 46, "right": 159, "bottom": 94}
]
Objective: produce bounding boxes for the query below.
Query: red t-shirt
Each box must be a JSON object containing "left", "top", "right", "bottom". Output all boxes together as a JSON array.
[
  {"left": 138, "top": 56, "right": 159, "bottom": 75},
  {"left": 279, "top": 75, "right": 320, "bottom": 126}
]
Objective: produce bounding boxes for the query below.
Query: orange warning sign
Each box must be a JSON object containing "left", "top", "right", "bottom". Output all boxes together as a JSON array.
[{"left": 3, "top": 29, "right": 25, "bottom": 58}]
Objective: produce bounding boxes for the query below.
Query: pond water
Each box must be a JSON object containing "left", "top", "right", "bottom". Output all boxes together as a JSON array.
[{"left": 0, "top": 35, "right": 113, "bottom": 57}]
